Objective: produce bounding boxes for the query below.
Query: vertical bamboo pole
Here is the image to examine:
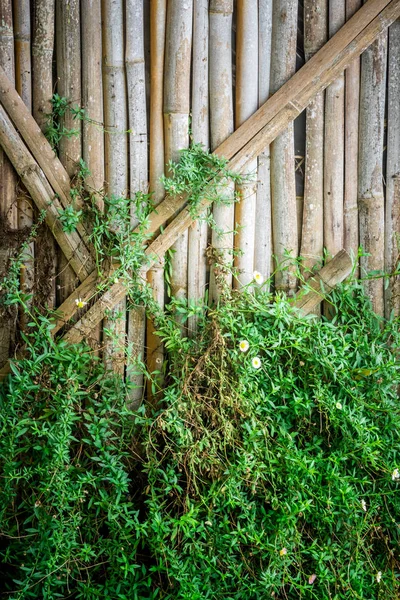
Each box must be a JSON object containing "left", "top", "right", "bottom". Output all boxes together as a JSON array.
[
  {"left": 270, "top": 0, "right": 298, "bottom": 294},
  {"left": 255, "top": 0, "right": 273, "bottom": 282},
  {"left": 300, "top": 0, "right": 327, "bottom": 276},
  {"left": 234, "top": 0, "right": 258, "bottom": 289},
  {"left": 32, "top": 0, "right": 56, "bottom": 311},
  {"left": 82, "top": 0, "right": 105, "bottom": 206},
  {"left": 81, "top": 0, "right": 104, "bottom": 353},
  {"left": 188, "top": 0, "right": 209, "bottom": 333},
  {"left": 56, "top": 0, "right": 81, "bottom": 306},
  {"left": 102, "top": 0, "right": 129, "bottom": 375},
  {"left": 147, "top": 0, "right": 167, "bottom": 402},
  {"left": 209, "top": 0, "right": 234, "bottom": 302},
  {"left": 126, "top": 0, "right": 147, "bottom": 406},
  {"left": 344, "top": 0, "right": 361, "bottom": 264},
  {"left": 14, "top": 0, "right": 34, "bottom": 330},
  {"left": 324, "top": 0, "right": 345, "bottom": 261},
  {"left": 0, "top": 0, "right": 16, "bottom": 366},
  {"left": 358, "top": 32, "right": 387, "bottom": 316},
  {"left": 385, "top": 20, "right": 400, "bottom": 318},
  {"left": 163, "top": 0, "right": 193, "bottom": 309}
]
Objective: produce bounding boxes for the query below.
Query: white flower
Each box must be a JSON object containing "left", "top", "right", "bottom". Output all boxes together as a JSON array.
[
  {"left": 392, "top": 468, "right": 400, "bottom": 481},
  {"left": 75, "top": 297, "right": 87, "bottom": 309},
  {"left": 279, "top": 547, "right": 288, "bottom": 556},
  {"left": 361, "top": 499, "right": 367, "bottom": 512},
  {"left": 113, "top": 277, "right": 119, "bottom": 284},
  {"left": 239, "top": 340, "right": 249, "bottom": 353},
  {"left": 335, "top": 402, "right": 342, "bottom": 410},
  {"left": 252, "top": 357, "right": 261, "bottom": 369},
  {"left": 376, "top": 571, "right": 382, "bottom": 583},
  {"left": 253, "top": 271, "right": 264, "bottom": 285}
]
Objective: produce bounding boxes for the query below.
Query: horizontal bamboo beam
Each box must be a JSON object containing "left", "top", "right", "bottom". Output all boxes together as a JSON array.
[
  {"left": 45, "top": 0, "right": 400, "bottom": 340},
  {"left": 0, "top": 105, "right": 95, "bottom": 280}
]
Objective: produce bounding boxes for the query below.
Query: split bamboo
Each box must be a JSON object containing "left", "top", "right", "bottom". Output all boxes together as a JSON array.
[
  {"left": 0, "top": 0, "right": 16, "bottom": 367},
  {"left": 146, "top": 0, "right": 167, "bottom": 402},
  {"left": 255, "top": 0, "right": 273, "bottom": 282},
  {"left": 344, "top": 0, "right": 362, "bottom": 263},
  {"left": 270, "top": 0, "right": 298, "bottom": 294},
  {"left": 358, "top": 31, "right": 387, "bottom": 316},
  {"left": 188, "top": 0, "right": 209, "bottom": 333},
  {"left": 102, "top": 0, "right": 129, "bottom": 375},
  {"left": 234, "top": 0, "right": 258, "bottom": 289},
  {"left": 31, "top": 0, "right": 56, "bottom": 311},
  {"left": 209, "top": 0, "right": 234, "bottom": 302},
  {"left": 300, "top": 0, "right": 327, "bottom": 276},
  {"left": 324, "top": 0, "right": 345, "bottom": 262},
  {"left": 126, "top": 0, "right": 148, "bottom": 405},
  {"left": 163, "top": 0, "right": 193, "bottom": 309},
  {"left": 385, "top": 19, "right": 400, "bottom": 318},
  {"left": 13, "top": 0, "right": 34, "bottom": 330},
  {"left": 56, "top": 0, "right": 82, "bottom": 308}
]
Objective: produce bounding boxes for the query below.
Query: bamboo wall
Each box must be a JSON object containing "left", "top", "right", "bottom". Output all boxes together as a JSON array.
[{"left": 0, "top": 1, "right": 399, "bottom": 396}]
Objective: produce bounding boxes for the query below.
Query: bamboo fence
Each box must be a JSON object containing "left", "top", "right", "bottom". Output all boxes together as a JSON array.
[{"left": 0, "top": 0, "right": 399, "bottom": 392}]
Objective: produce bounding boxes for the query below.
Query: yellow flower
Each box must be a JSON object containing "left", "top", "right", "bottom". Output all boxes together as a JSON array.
[
  {"left": 279, "top": 547, "right": 288, "bottom": 556},
  {"left": 252, "top": 357, "right": 261, "bottom": 369},
  {"left": 253, "top": 271, "right": 264, "bottom": 285},
  {"left": 75, "top": 297, "right": 87, "bottom": 309},
  {"left": 239, "top": 340, "right": 249, "bottom": 353}
]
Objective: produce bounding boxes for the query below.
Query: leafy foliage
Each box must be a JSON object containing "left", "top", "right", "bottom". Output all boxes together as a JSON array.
[{"left": 140, "top": 282, "right": 400, "bottom": 599}]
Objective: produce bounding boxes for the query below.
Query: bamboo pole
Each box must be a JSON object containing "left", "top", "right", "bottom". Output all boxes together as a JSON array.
[
  {"left": 56, "top": 0, "right": 82, "bottom": 310},
  {"left": 270, "top": 0, "right": 298, "bottom": 294},
  {"left": 102, "top": 0, "right": 129, "bottom": 375},
  {"left": 82, "top": 0, "right": 105, "bottom": 207},
  {"left": 188, "top": 0, "right": 209, "bottom": 333},
  {"left": 0, "top": 0, "right": 16, "bottom": 367},
  {"left": 13, "top": 0, "right": 34, "bottom": 330},
  {"left": 255, "top": 0, "right": 273, "bottom": 282},
  {"left": 31, "top": 0, "right": 56, "bottom": 311},
  {"left": 385, "top": 19, "right": 400, "bottom": 318},
  {"left": 234, "top": 0, "right": 258, "bottom": 289},
  {"left": 344, "top": 0, "right": 362, "bottom": 264},
  {"left": 163, "top": 1, "right": 193, "bottom": 309},
  {"left": 324, "top": 0, "right": 345, "bottom": 262},
  {"left": 209, "top": 0, "right": 234, "bottom": 302},
  {"left": 358, "top": 31, "right": 387, "bottom": 316},
  {"left": 300, "top": 0, "right": 327, "bottom": 276},
  {"left": 0, "top": 106, "right": 95, "bottom": 280},
  {"left": 126, "top": 0, "right": 147, "bottom": 405},
  {"left": 147, "top": 0, "right": 167, "bottom": 402},
  {"left": 81, "top": 0, "right": 104, "bottom": 353}
]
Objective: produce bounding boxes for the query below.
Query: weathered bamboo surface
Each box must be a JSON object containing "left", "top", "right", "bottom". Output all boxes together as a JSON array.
[{"left": 1, "top": 0, "right": 400, "bottom": 383}]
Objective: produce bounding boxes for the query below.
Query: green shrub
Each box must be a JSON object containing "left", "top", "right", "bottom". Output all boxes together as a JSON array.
[
  {"left": 0, "top": 318, "right": 155, "bottom": 600},
  {"left": 140, "top": 281, "right": 400, "bottom": 599}
]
